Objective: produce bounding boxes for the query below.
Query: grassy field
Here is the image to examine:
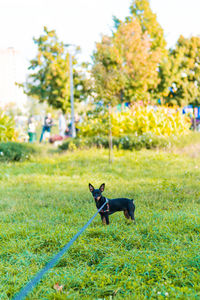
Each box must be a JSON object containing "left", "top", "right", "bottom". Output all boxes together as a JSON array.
[{"left": 0, "top": 144, "right": 200, "bottom": 299}]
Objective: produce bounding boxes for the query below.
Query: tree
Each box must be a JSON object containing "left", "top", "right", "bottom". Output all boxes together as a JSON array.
[
  {"left": 92, "top": 16, "right": 163, "bottom": 105},
  {"left": 130, "top": 0, "right": 166, "bottom": 55},
  {"left": 92, "top": 34, "right": 125, "bottom": 106},
  {"left": 20, "top": 27, "right": 91, "bottom": 112},
  {"left": 158, "top": 36, "right": 200, "bottom": 106}
]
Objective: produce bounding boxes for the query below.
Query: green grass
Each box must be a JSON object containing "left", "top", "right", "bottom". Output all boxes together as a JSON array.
[{"left": 0, "top": 146, "right": 200, "bottom": 299}]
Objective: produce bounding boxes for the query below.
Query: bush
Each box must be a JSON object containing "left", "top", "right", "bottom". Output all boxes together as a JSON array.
[
  {"left": 0, "top": 111, "right": 17, "bottom": 142},
  {"left": 59, "top": 134, "right": 169, "bottom": 151},
  {"left": 0, "top": 142, "right": 38, "bottom": 162},
  {"left": 78, "top": 106, "right": 191, "bottom": 137}
]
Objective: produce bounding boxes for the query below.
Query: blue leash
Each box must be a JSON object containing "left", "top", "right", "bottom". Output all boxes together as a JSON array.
[{"left": 13, "top": 199, "right": 108, "bottom": 300}]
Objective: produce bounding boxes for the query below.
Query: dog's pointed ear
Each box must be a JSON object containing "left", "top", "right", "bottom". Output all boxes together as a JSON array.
[
  {"left": 89, "top": 183, "right": 94, "bottom": 192},
  {"left": 99, "top": 183, "right": 105, "bottom": 192}
]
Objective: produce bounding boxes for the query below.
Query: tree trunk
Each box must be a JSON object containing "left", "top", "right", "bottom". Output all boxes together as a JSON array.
[{"left": 108, "top": 105, "right": 113, "bottom": 164}]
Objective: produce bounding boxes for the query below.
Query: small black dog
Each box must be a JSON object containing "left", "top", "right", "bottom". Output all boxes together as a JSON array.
[{"left": 89, "top": 183, "right": 135, "bottom": 225}]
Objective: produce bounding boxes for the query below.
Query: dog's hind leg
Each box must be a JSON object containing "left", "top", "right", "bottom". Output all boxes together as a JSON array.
[
  {"left": 129, "top": 210, "right": 135, "bottom": 222},
  {"left": 128, "top": 202, "right": 136, "bottom": 223},
  {"left": 124, "top": 209, "right": 130, "bottom": 219}
]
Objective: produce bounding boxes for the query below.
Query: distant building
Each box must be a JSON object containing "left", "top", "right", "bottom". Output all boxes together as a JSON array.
[{"left": 0, "top": 47, "right": 27, "bottom": 111}]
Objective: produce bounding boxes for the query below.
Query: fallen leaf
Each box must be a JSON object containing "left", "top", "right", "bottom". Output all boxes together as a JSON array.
[{"left": 53, "top": 283, "right": 63, "bottom": 292}]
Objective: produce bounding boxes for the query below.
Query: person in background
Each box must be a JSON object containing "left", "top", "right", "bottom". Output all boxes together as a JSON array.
[
  {"left": 27, "top": 115, "right": 36, "bottom": 143},
  {"left": 58, "top": 111, "right": 66, "bottom": 137},
  {"left": 66, "top": 114, "right": 80, "bottom": 137},
  {"left": 39, "top": 113, "right": 54, "bottom": 143}
]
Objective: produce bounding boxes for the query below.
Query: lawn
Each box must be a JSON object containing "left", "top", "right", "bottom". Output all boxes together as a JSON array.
[{"left": 0, "top": 146, "right": 200, "bottom": 299}]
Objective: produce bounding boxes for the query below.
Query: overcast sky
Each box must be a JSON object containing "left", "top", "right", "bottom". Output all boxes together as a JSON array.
[{"left": 0, "top": 0, "right": 200, "bottom": 63}]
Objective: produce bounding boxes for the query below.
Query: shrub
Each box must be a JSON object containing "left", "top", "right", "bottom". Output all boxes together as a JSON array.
[
  {"left": 59, "top": 134, "right": 169, "bottom": 151},
  {"left": 0, "top": 142, "right": 37, "bottom": 162},
  {"left": 78, "top": 106, "right": 191, "bottom": 137},
  {"left": 0, "top": 111, "right": 17, "bottom": 142}
]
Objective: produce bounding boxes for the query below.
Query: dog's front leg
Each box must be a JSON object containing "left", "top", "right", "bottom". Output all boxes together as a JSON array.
[
  {"left": 100, "top": 213, "right": 106, "bottom": 225},
  {"left": 105, "top": 213, "right": 109, "bottom": 225}
]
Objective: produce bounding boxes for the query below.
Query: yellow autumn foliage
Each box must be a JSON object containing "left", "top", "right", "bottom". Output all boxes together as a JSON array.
[{"left": 79, "top": 106, "right": 191, "bottom": 137}]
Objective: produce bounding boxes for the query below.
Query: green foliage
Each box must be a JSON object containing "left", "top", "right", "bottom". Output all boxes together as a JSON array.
[
  {"left": 59, "top": 137, "right": 108, "bottom": 151},
  {"left": 158, "top": 36, "right": 200, "bottom": 106},
  {"left": 78, "top": 106, "right": 190, "bottom": 137},
  {"left": 0, "top": 142, "right": 38, "bottom": 162},
  {"left": 0, "top": 147, "right": 199, "bottom": 298},
  {"left": 59, "top": 134, "right": 169, "bottom": 151},
  {"left": 117, "top": 133, "right": 169, "bottom": 150},
  {"left": 0, "top": 111, "right": 17, "bottom": 142},
  {"left": 20, "top": 27, "right": 91, "bottom": 112}
]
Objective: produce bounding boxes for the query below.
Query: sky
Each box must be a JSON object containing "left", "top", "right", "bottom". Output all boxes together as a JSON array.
[{"left": 0, "top": 0, "right": 200, "bottom": 65}]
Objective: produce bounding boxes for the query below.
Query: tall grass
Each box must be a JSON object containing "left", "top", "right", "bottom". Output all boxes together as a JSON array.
[{"left": 0, "top": 147, "right": 199, "bottom": 299}]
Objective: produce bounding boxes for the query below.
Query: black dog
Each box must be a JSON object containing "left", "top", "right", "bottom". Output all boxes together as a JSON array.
[{"left": 89, "top": 183, "right": 135, "bottom": 225}]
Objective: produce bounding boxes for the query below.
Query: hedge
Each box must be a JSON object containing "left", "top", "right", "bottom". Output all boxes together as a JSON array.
[{"left": 59, "top": 133, "right": 169, "bottom": 151}]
